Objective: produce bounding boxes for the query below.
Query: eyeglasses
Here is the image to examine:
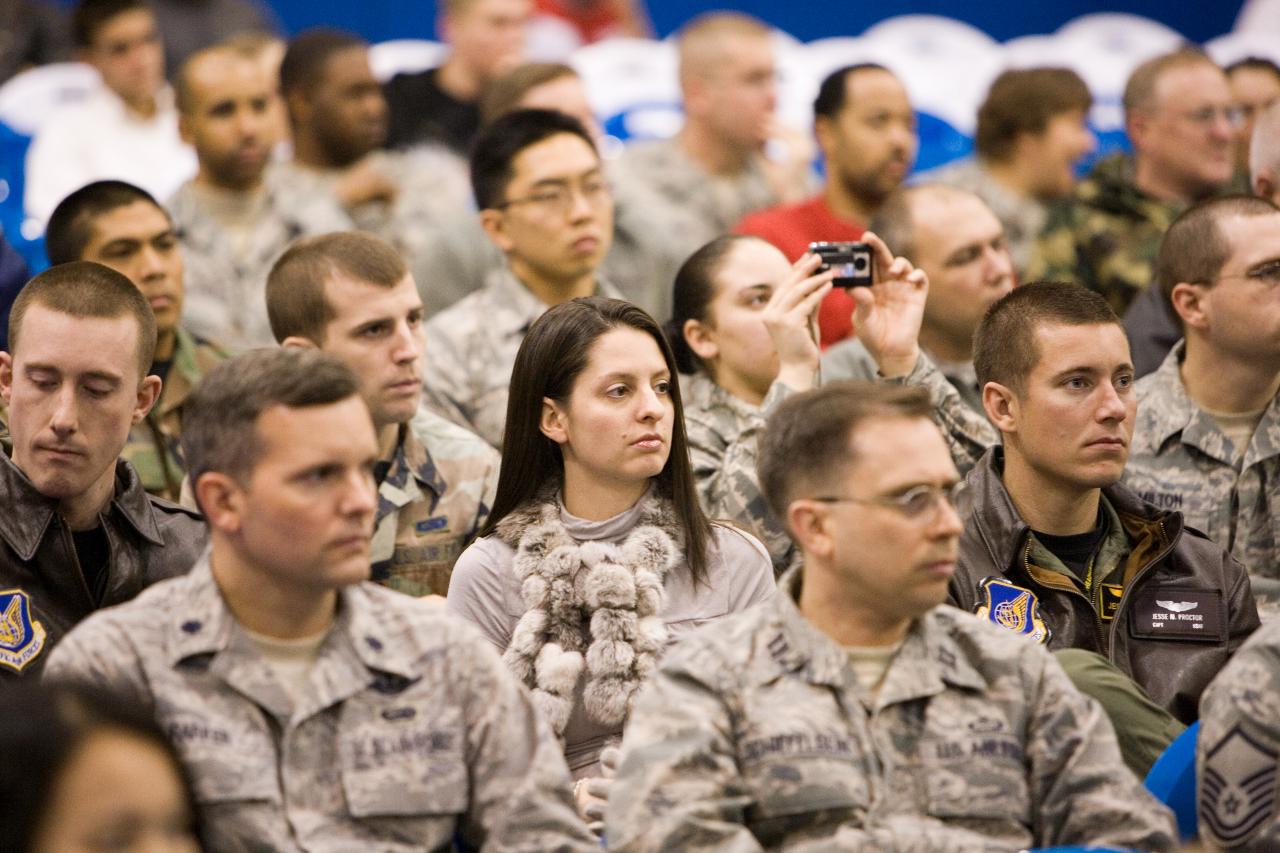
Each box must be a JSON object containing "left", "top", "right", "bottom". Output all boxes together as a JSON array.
[
  {"left": 1175, "top": 105, "right": 1243, "bottom": 127},
  {"left": 495, "top": 177, "right": 612, "bottom": 217},
  {"left": 810, "top": 480, "right": 969, "bottom": 523},
  {"left": 1196, "top": 259, "right": 1280, "bottom": 288}
]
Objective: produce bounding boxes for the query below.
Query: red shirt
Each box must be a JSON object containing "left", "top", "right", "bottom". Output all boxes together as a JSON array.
[{"left": 734, "top": 195, "right": 863, "bottom": 348}]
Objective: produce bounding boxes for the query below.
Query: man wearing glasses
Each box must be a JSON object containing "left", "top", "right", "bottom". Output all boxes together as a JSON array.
[
  {"left": 422, "top": 109, "right": 620, "bottom": 448},
  {"left": 605, "top": 379, "right": 1178, "bottom": 851},
  {"left": 1029, "top": 48, "right": 1236, "bottom": 317}
]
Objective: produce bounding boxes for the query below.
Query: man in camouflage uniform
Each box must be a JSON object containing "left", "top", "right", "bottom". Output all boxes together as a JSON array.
[
  {"left": 423, "top": 109, "right": 622, "bottom": 448},
  {"left": 169, "top": 41, "right": 350, "bottom": 350},
  {"left": 46, "top": 348, "right": 596, "bottom": 851},
  {"left": 607, "top": 381, "right": 1177, "bottom": 852},
  {"left": 267, "top": 232, "right": 498, "bottom": 597},
  {"left": 1127, "top": 196, "right": 1280, "bottom": 616},
  {"left": 43, "top": 180, "right": 229, "bottom": 501},
  {"left": 1028, "top": 49, "right": 1235, "bottom": 316}
]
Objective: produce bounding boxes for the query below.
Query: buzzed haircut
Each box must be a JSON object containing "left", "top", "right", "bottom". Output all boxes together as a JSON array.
[
  {"left": 470, "top": 108, "right": 596, "bottom": 210},
  {"left": 279, "top": 28, "right": 366, "bottom": 99},
  {"left": 677, "top": 12, "right": 770, "bottom": 83},
  {"left": 181, "top": 348, "right": 363, "bottom": 489},
  {"left": 1226, "top": 56, "right": 1280, "bottom": 81},
  {"left": 1251, "top": 101, "right": 1280, "bottom": 180},
  {"left": 1123, "top": 48, "right": 1219, "bottom": 117},
  {"left": 976, "top": 68, "right": 1092, "bottom": 162},
  {"left": 266, "top": 231, "right": 408, "bottom": 344},
  {"left": 45, "top": 180, "right": 166, "bottom": 266},
  {"left": 481, "top": 62, "right": 578, "bottom": 125},
  {"left": 175, "top": 43, "right": 242, "bottom": 114},
  {"left": 758, "top": 381, "right": 934, "bottom": 532},
  {"left": 812, "top": 63, "right": 892, "bottom": 121},
  {"left": 974, "top": 282, "right": 1119, "bottom": 392},
  {"left": 73, "top": 0, "right": 149, "bottom": 48},
  {"left": 9, "top": 261, "right": 157, "bottom": 377},
  {"left": 1156, "top": 195, "right": 1280, "bottom": 322},
  {"left": 866, "top": 183, "right": 974, "bottom": 262}
]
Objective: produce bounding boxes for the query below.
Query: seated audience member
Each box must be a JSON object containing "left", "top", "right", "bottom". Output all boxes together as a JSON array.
[
  {"left": 0, "top": 682, "right": 202, "bottom": 852},
  {"left": 0, "top": 262, "right": 206, "bottom": 679},
  {"left": 611, "top": 13, "right": 810, "bottom": 282},
  {"left": 169, "top": 41, "right": 348, "bottom": 350},
  {"left": 423, "top": 109, "right": 622, "bottom": 448},
  {"left": 670, "top": 236, "right": 833, "bottom": 574},
  {"left": 822, "top": 184, "right": 1015, "bottom": 413},
  {"left": 737, "top": 63, "right": 916, "bottom": 347},
  {"left": 1198, "top": 618, "right": 1280, "bottom": 851},
  {"left": 24, "top": 0, "right": 197, "bottom": 228},
  {"left": 1251, "top": 101, "right": 1280, "bottom": 206},
  {"left": 266, "top": 232, "right": 499, "bottom": 597},
  {"left": 1125, "top": 197, "right": 1280, "bottom": 614},
  {"left": 1030, "top": 49, "right": 1235, "bottom": 315},
  {"left": 1226, "top": 57, "right": 1280, "bottom": 181},
  {"left": 929, "top": 67, "right": 1094, "bottom": 275},
  {"left": 44, "top": 181, "right": 230, "bottom": 501},
  {"left": 606, "top": 381, "right": 1178, "bottom": 851},
  {"left": 383, "top": 0, "right": 530, "bottom": 156},
  {"left": 447, "top": 297, "right": 775, "bottom": 789},
  {"left": 46, "top": 348, "right": 597, "bottom": 851}
]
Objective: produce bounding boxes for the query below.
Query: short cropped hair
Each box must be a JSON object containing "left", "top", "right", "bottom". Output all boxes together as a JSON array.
[
  {"left": 1226, "top": 56, "right": 1280, "bottom": 81},
  {"left": 812, "top": 63, "right": 891, "bottom": 121},
  {"left": 73, "top": 0, "right": 149, "bottom": 48},
  {"left": 480, "top": 62, "right": 578, "bottom": 125},
  {"left": 758, "top": 381, "right": 934, "bottom": 531},
  {"left": 9, "top": 262, "right": 157, "bottom": 376},
  {"left": 469, "top": 108, "right": 596, "bottom": 210},
  {"left": 1123, "top": 48, "right": 1217, "bottom": 116},
  {"left": 181, "top": 348, "right": 363, "bottom": 487},
  {"left": 266, "top": 231, "right": 408, "bottom": 344},
  {"left": 279, "top": 28, "right": 366, "bottom": 99},
  {"left": 45, "top": 180, "right": 166, "bottom": 266},
  {"left": 677, "top": 12, "right": 770, "bottom": 84},
  {"left": 1156, "top": 195, "right": 1280, "bottom": 316},
  {"left": 976, "top": 68, "right": 1092, "bottom": 162},
  {"left": 974, "top": 282, "right": 1119, "bottom": 392}
]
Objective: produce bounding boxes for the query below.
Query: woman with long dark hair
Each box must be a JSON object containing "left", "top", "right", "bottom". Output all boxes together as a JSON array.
[{"left": 447, "top": 296, "right": 774, "bottom": 783}]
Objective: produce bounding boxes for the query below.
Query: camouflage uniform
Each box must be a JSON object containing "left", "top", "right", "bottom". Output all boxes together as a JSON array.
[
  {"left": 422, "top": 267, "right": 621, "bottom": 448},
  {"left": 1127, "top": 343, "right": 1280, "bottom": 612},
  {"left": 167, "top": 176, "right": 352, "bottom": 351},
  {"left": 45, "top": 552, "right": 598, "bottom": 852},
  {"left": 1026, "top": 153, "right": 1184, "bottom": 316},
  {"left": 372, "top": 408, "right": 499, "bottom": 597},
  {"left": 1198, "top": 617, "right": 1280, "bottom": 851},
  {"left": 924, "top": 156, "right": 1048, "bottom": 276},
  {"left": 606, "top": 569, "right": 1178, "bottom": 852},
  {"left": 682, "top": 371, "right": 797, "bottom": 575},
  {"left": 890, "top": 353, "right": 998, "bottom": 476},
  {"left": 121, "top": 328, "right": 231, "bottom": 502},
  {"left": 822, "top": 340, "right": 985, "bottom": 416}
]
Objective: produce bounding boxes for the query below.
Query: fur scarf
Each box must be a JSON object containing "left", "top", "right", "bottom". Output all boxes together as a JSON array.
[{"left": 494, "top": 488, "right": 683, "bottom": 737}]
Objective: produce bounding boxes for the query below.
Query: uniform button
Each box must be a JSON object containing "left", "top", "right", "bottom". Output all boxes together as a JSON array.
[
  {"left": 181, "top": 620, "right": 202, "bottom": 634},
  {"left": 366, "top": 636, "right": 384, "bottom": 651}
]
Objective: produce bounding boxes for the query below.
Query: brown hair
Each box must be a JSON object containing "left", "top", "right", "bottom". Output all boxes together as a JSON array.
[
  {"left": 1123, "top": 48, "right": 1218, "bottom": 116},
  {"left": 973, "top": 281, "right": 1119, "bottom": 392},
  {"left": 10, "top": 261, "right": 157, "bottom": 377},
  {"left": 266, "top": 231, "right": 408, "bottom": 344},
  {"left": 480, "top": 62, "right": 578, "bottom": 125},
  {"left": 976, "top": 67, "right": 1092, "bottom": 162},
  {"left": 758, "top": 381, "right": 934, "bottom": 530},
  {"left": 667, "top": 234, "right": 762, "bottom": 375}
]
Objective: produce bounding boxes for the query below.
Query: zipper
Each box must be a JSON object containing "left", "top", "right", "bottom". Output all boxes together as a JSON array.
[
  {"left": 1107, "top": 518, "right": 1176, "bottom": 664},
  {"left": 1022, "top": 538, "right": 1107, "bottom": 652}
]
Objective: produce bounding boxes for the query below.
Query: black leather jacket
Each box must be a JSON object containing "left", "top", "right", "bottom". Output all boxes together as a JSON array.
[
  {"left": 951, "top": 447, "right": 1259, "bottom": 724},
  {"left": 0, "top": 451, "right": 207, "bottom": 678}
]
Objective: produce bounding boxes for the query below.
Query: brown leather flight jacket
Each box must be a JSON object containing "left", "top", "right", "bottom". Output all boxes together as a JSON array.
[
  {"left": 0, "top": 451, "right": 207, "bottom": 679},
  {"left": 951, "top": 448, "right": 1259, "bottom": 724}
]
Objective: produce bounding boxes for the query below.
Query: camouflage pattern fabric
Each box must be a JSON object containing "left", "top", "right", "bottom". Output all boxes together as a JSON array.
[
  {"left": 890, "top": 353, "right": 999, "bottom": 476},
  {"left": 823, "top": 340, "right": 985, "bottom": 416},
  {"left": 925, "top": 156, "right": 1048, "bottom": 276},
  {"left": 606, "top": 569, "right": 1178, "bottom": 852},
  {"left": 45, "top": 553, "right": 599, "bottom": 852},
  {"left": 1026, "top": 153, "right": 1183, "bottom": 316},
  {"left": 371, "top": 407, "right": 499, "bottom": 597}
]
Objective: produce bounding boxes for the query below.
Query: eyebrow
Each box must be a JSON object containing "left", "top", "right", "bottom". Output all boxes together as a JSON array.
[
  {"left": 1049, "top": 363, "right": 1133, "bottom": 381},
  {"left": 26, "top": 364, "right": 124, "bottom": 383},
  {"left": 530, "top": 167, "right": 604, "bottom": 188}
]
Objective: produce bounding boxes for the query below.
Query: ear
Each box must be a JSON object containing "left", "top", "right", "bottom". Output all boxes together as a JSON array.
[
  {"left": 178, "top": 112, "right": 195, "bottom": 146},
  {"left": 131, "top": 375, "right": 163, "bottom": 425},
  {"left": 285, "top": 88, "right": 311, "bottom": 128},
  {"left": 194, "top": 471, "right": 246, "bottom": 534},
  {"left": 1170, "top": 282, "right": 1209, "bottom": 331},
  {"left": 479, "top": 209, "right": 514, "bottom": 254},
  {"left": 0, "top": 352, "right": 12, "bottom": 405},
  {"left": 1125, "top": 109, "right": 1150, "bottom": 152},
  {"left": 787, "top": 500, "right": 834, "bottom": 561},
  {"left": 281, "top": 335, "right": 319, "bottom": 351},
  {"left": 539, "top": 396, "right": 569, "bottom": 445},
  {"left": 682, "top": 74, "right": 709, "bottom": 120},
  {"left": 1254, "top": 171, "right": 1279, "bottom": 206},
  {"left": 982, "top": 381, "right": 1018, "bottom": 435},
  {"left": 813, "top": 115, "right": 835, "bottom": 160},
  {"left": 682, "top": 318, "right": 719, "bottom": 362}
]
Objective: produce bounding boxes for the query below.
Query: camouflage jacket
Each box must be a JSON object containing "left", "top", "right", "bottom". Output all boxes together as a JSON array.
[
  {"left": 925, "top": 156, "right": 1048, "bottom": 276},
  {"left": 682, "top": 371, "right": 797, "bottom": 575},
  {"left": 45, "top": 551, "right": 598, "bottom": 852},
  {"left": 1026, "top": 153, "right": 1184, "bottom": 315},
  {"left": 422, "top": 267, "right": 621, "bottom": 448},
  {"left": 1198, "top": 617, "right": 1280, "bottom": 851},
  {"left": 890, "top": 352, "right": 999, "bottom": 476},
  {"left": 122, "top": 328, "right": 231, "bottom": 502},
  {"left": 606, "top": 569, "right": 1178, "bottom": 852},
  {"left": 823, "top": 340, "right": 986, "bottom": 416},
  {"left": 372, "top": 408, "right": 499, "bottom": 597},
  {"left": 168, "top": 176, "right": 352, "bottom": 351},
  {"left": 1128, "top": 344, "right": 1280, "bottom": 607}
]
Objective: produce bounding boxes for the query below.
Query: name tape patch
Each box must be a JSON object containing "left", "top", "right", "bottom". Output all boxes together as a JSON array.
[{"left": 1130, "top": 588, "right": 1225, "bottom": 641}]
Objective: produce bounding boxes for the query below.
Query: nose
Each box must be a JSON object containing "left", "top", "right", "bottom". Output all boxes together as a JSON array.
[
  {"left": 984, "top": 243, "right": 1014, "bottom": 285},
  {"left": 50, "top": 385, "right": 78, "bottom": 437},
  {"left": 138, "top": 243, "right": 167, "bottom": 281},
  {"left": 342, "top": 467, "right": 378, "bottom": 520},
  {"left": 930, "top": 493, "right": 965, "bottom": 538},
  {"left": 1096, "top": 379, "right": 1129, "bottom": 423},
  {"left": 391, "top": 321, "right": 422, "bottom": 364},
  {"left": 636, "top": 384, "right": 666, "bottom": 422}
]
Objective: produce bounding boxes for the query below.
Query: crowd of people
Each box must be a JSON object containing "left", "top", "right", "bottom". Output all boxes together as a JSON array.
[{"left": 3, "top": 0, "right": 1280, "bottom": 850}]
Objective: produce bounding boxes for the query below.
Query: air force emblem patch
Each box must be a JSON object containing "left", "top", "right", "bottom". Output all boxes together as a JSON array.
[
  {"left": 0, "top": 589, "right": 46, "bottom": 673},
  {"left": 975, "top": 577, "right": 1051, "bottom": 645},
  {"left": 1201, "top": 724, "right": 1279, "bottom": 847}
]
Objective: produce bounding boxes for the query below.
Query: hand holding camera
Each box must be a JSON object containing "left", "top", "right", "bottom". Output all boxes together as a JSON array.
[
  {"left": 847, "top": 231, "right": 930, "bottom": 378},
  {"left": 763, "top": 252, "right": 835, "bottom": 393}
]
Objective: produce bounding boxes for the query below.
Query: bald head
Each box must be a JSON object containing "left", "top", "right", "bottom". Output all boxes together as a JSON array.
[
  {"left": 869, "top": 184, "right": 977, "bottom": 261},
  {"left": 1252, "top": 101, "right": 1280, "bottom": 204}
]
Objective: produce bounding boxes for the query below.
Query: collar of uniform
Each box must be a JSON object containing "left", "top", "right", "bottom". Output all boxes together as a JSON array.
[
  {"left": 489, "top": 266, "right": 622, "bottom": 337},
  {"left": 152, "top": 327, "right": 202, "bottom": 420},
  {"left": 165, "top": 550, "right": 237, "bottom": 663},
  {"left": 378, "top": 420, "right": 446, "bottom": 515},
  {"left": 685, "top": 371, "right": 758, "bottom": 421},
  {"left": 965, "top": 446, "right": 1035, "bottom": 575},
  {"left": 764, "top": 569, "right": 853, "bottom": 687}
]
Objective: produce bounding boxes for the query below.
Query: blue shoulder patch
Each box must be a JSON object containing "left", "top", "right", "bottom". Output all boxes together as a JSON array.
[
  {"left": 0, "top": 589, "right": 47, "bottom": 673},
  {"left": 974, "top": 577, "right": 1051, "bottom": 645}
]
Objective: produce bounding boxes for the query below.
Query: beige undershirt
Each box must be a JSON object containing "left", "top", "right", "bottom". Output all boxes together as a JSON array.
[
  {"left": 1203, "top": 405, "right": 1267, "bottom": 462},
  {"left": 845, "top": 642, "right": 903, "bottom": 701},
  {"left": 188, "top": 182, "right": 269, "bottom": 258},
  {"left": 244, "top": 626, "right": 329, "bottom": 705}
]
